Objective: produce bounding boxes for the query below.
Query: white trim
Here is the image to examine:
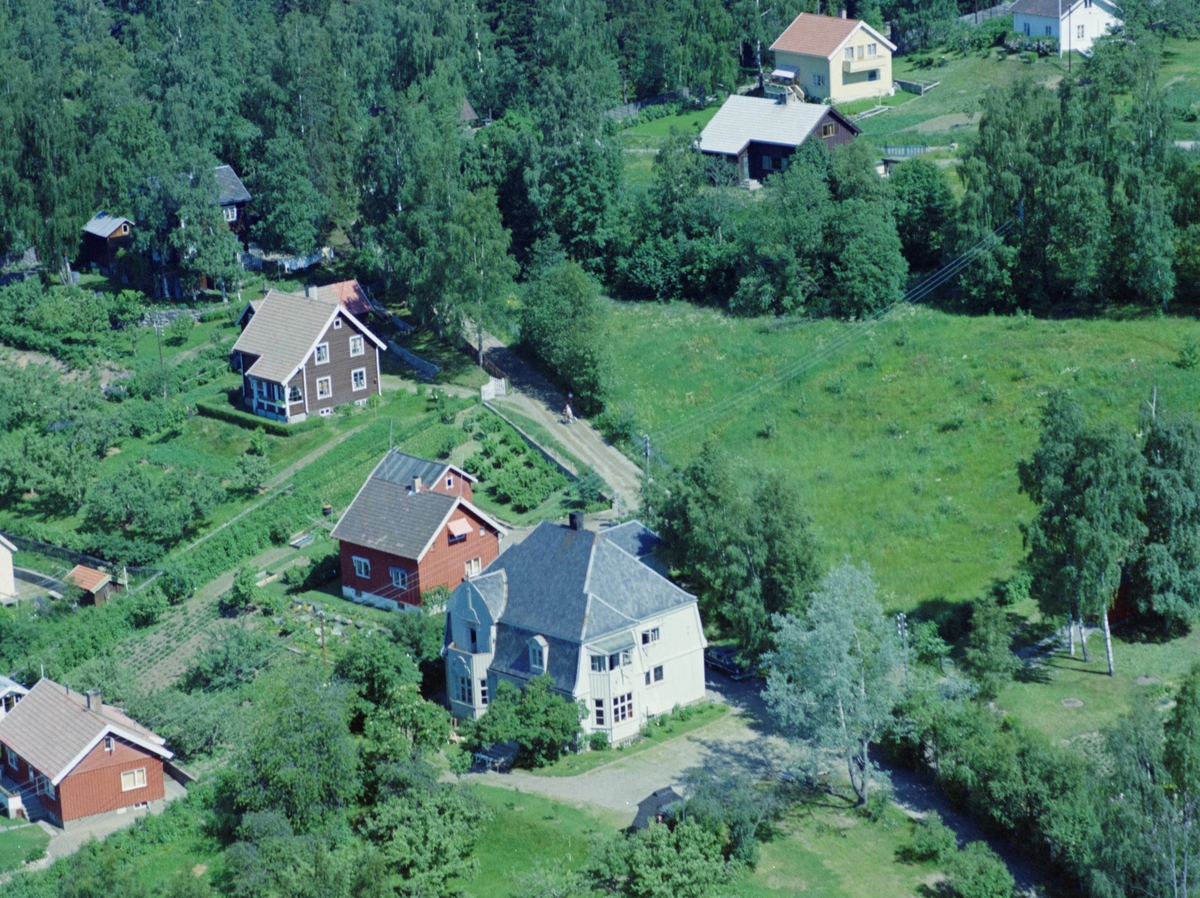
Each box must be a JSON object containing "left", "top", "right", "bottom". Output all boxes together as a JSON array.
[
  {"left": 413, "top": 498, "right": 507, "bottom": 563},
  {"left": 51, "top": 725, "right": 173, "bottom": 786},
  {"left": 351, "top": 367, "right": 367, "bottom": 391},
  {"left": 352, "top": 556, "right": 371, "bottom": 579},
  {"left": 316, "top": 376, "right": 332, "bottom": 400},
  {"left": 314, "top": 342, "right": 330, "bottom": 365},
  {"left": 349, "top": 335, "right": 365, "bottom": 357},
  {"left": 259, "top": 305, "right": 387, "bottom": 389},
  {"left": 827, "top": 20, "right": 896, "bottom": 57}
]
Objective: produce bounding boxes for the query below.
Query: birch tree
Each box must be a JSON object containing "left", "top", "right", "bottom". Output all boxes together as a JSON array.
[{"left": 762, "top": 562, "right": 901, "bottom": 806}]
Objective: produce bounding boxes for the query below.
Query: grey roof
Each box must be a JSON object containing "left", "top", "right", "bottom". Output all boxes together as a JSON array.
[
  {"left": 81, "top": 211, "right": 132, "bottom": 238},
  {"left": 372, "top": 449, "right": 476, "bottom": 490},
  {"left": 602, "top": 521, "right": 662, "bottom": 559},
  {"left": 457, "top": 571, "right": 508, "bottom": 623},
  {"left": 214, "top": 165, "right": 251, "bottom": 205},
  {"left": 0, "top": 680, "right": 170, "bottom": 784},
  {"left": 231, "top": 290, "right": 340, "bottom": 384},
  {"left": 699, "top": 96, "right": 835, "bottom": 157},
  {"left": 1009, "top": 0, "right": 1065, "bottom": 15},
  {"left": 482, "top": 520, "right": 695, "bottom": 645},
  {"left": 490, "top": 626, "right": 582, "bottom": 694},
  {"left": 332, "top": 481, "right": 458, "bottom": 561}
]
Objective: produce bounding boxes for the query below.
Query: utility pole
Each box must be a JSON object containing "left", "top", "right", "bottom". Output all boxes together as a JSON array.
[
  {"left": 643, "top": 434, "right": 651, "bottom": 479},
  {"left": 895, "top": 612, "right": 908, "bottom": 682},
  {"left": 318, "top": 608, "right": 328, "bottom": 678}
]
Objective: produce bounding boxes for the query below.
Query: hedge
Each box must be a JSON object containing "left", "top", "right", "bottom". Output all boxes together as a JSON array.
[{"left": 195, "top": 393, "right": 326, "bottom": 437}]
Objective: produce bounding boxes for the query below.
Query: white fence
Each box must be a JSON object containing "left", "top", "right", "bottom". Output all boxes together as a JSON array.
[{"left": 480, "top": 376, "right": 508, "bottom": 401}]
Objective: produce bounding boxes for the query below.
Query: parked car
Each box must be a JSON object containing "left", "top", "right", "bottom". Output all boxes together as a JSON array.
[{"left": 704, "top": 645, "right": 754, "bottom": 680}]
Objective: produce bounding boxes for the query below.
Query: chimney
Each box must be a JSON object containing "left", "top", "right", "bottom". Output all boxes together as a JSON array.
[
  {"left": 412, "top": 476, "right": 423, "bottom": 494},
  {"left": 569, "top": 512, "right": 585, "bottom": 531},
  {"left": 306, "top": 284, "right": 316, "bottom": 299},
  {"left": 85, "top": 689, "right": 102, "bottom": 711},
  {"left": 839, "top": 7, "right": 846, "bottom": 16}
]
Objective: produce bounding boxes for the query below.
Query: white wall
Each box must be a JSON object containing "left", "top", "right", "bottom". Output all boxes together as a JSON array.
[
  {"left": 1014, "top": 0, "right": 1120, "bottom": 55},
  {"left": 0, "top": 542, "right": 13, "bottom": 600}
]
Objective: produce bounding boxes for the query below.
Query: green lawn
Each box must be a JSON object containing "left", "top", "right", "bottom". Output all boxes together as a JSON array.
[
  {"left": 621, "top": 105, "right": 720, "bottom": 138},
  {"left": 607, "top": 301, "right": 1200, "bottom": 612},
  {"left": 0, "top": 823, "right": 50, "bottom": 873},
  {"left": 466, "top": 785, "right": 615, "bottom": 897},
  {"left": 529, "top": 703, "right": 729, "bottom": 777}
]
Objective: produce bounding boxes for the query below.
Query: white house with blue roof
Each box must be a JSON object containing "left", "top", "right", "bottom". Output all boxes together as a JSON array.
[{"left": 444, "top": 515, "right": 707, "bottom": 744}]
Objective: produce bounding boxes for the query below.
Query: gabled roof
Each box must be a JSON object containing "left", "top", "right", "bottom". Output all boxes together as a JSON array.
[
  {"left": 372, "top": 449, "right": 477, "bottom": 490},
  {"left": 331, "top": 473, "right": 503, "bottom": 562},
  {"left": 697, "top": 96, "right": 860, "bottom": 157},
  {"left": 231, "top": 289, "right": 385, "bottom": 385},
  {"left": 214, "top": 165, "right": 251, "bottom": 206},
  {"left": 480, "top": 520, "right": 695, "bottom": 646},
  {"left": 770, "top": 12, "right": 895, "bottom": 58},
  {"left": 65, "top": 565, "right": 111, "bottom": 594},
  {"left": 0, "top": 676, "right": 28, "bottom": 700},
  {"left": 81, "top": 211, "right": 132, "bottom": 239},
  {"left": 461, "top": 98, "right": 479, "bottom": 123},
  {"left": 0, "top": 680, "right": 171, "bottom": 785},
  {"left": 602, "top": 521, "right": 663, "bottom": 560},
  {"left": 306, "top": 280, "right": 373, "bottom": 318}
]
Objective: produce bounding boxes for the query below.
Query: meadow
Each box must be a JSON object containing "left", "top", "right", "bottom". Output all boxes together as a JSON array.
[{"left": 607, "top": 301, "right": 1200, "bottom": 611}]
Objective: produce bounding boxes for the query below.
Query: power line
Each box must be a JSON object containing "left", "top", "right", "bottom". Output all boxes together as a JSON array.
[{"left": 650, "top": 221, "right": 1014, "bottom": 449}]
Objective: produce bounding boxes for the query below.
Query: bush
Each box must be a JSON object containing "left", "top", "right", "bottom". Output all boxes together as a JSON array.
[
  {"left": 950, "top": 841, "right": 1015, "bottom": 898},
  {"left": 906, "top": 810, "right": 957, "bottom": 861},
  {"left": 229, "top": 454, "right": 272, "bottom": 494},
  {"left": 159, "top": 562, "right": 198, "bottom": 605},
  {"left": 571, "top": 469, "right": 606, "bottom": 507},
  {"left": 588, "top": 731, "right": 610, "bottom": 751},
  {"left": 126, "top": 587, "right": 169, "bottom": 628},
  {"left": 181, "top": 628, "right": 277, "bottom": 692},
  {"left": 301, "top": 552, "right": 339, "bottom": 591},
  {"left": 195, "top": 393, "right": 324, "bottom": 436},
  {"left": 595, "top": 407, "right": 638, "bottom": 447},
  {"left": 463, "top": 674, "right": 584, "bottom": 768},
  {"left": 1178, "top": 338, "right": 1200, "bottom": 370},
  {"left": 164, "top": 315, "right": 194, "bottom": 346}
]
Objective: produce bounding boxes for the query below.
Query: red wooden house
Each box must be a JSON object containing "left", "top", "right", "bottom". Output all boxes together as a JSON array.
[
  {"left": 331, "top": 450, "right": 505, "bottom": 612},
  {"left": 0, "top": 680, "right": 172, "bottom": 826}
]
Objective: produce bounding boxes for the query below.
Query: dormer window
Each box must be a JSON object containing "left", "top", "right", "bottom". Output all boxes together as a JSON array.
[{"left": 529, "top": 635, "right": 548, "bottom": 672}]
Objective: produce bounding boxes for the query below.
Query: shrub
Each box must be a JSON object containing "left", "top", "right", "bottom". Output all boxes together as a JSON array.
[
  {"left": 571, "top": 469, "right": 606, "bottom": 507},
  {"left": 302, "top": 552, "right": 339, "bottom": 590},
  {"left": 126, "top": 587, "right": 169, "bottom": 628},
  {"left": 1178, "top": 338, "right": 1200, "bottom": 370},
  {"left": 595, "top": 407, "right": 638, "bottom": 446},
  {"left": 158, "top": 562, "right": 198, "bottom": 605},
  {"left": 906, "top": 810, "right": 957, "bottom": 861},
  {"left": 164, "top": 315, "right": 194, "bottom": 346},
  {"left": 588, "top": 731, "right": 610, "bottom": 752},
  {"left": 950, "top": 841, "right": 1016, "bottom": 898},
  {"left": 195, "top": 393, "right": 324, "bottom": 436},
  {"left": 229, "top": 454, "right": 272, "bottom": 495}
]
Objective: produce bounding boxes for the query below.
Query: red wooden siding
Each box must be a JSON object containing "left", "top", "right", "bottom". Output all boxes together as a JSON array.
[{"left": 59, "top": 738, "right": 164, "bottom": 821}]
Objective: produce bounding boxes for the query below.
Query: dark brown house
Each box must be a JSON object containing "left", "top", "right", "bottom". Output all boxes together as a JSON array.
[
  {"left": 80, "top": 212, "right": 133, "bottom": 267},
  {"left": 697, "top": 95, "right": 860, "bottom": 182},
  {"left": 331, "top": 450, "right": 504, "bottom": 612},
  {"left": 0, "top": 680, "right": 172, "bottom": 826},
  {"left": 231, "top": 289, "right": 387, "bottom": 423},
  {"left": 214, "top": 165, "right": 252, "bottom": 243}
]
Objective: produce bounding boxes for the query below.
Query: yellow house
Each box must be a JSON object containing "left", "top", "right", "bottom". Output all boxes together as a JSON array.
[{"left": 770, "top": 12, "right": 895, "bottom": 104}]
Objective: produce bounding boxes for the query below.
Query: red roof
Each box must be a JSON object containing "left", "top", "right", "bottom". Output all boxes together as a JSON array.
[
  {"left": 771, "top": 12, "right": 881, "bottom": 58},
  {"left": 310, "top": 280, "right": 373, "bottom": 318},
  {"left": 65, "top": 565, "right": 111, "bottom": 594}
]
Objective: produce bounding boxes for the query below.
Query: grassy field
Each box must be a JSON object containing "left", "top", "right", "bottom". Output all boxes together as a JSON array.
[
  {"left": 0, "top": 822, "right": 50, "bottom": 873},
  {"left": 607, "top": 301, "right": 1200, "bottom": 612}
]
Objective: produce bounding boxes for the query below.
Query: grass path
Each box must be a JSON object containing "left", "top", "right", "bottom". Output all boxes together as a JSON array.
[{"left": 264, "top": 423, "right": 369, "bottom": 489}]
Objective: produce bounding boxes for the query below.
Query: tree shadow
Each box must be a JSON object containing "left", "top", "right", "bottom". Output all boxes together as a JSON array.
[
  {"left": 916, "top": 882, "right": 956, "bottom": 898},
  {"left": 1013, "top": 663, "right": 1051, "bottom": 685},
  {"left": 1116, "top": 614, "right": 1185, "bottom": 645}
]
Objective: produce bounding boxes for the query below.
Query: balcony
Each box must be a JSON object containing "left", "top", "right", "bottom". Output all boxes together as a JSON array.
[{"left": 843, "top": 56, "right": 880, "bottom": 74}]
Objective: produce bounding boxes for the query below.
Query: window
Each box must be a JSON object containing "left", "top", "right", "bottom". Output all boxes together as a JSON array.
[
  {"left": 1077, "top": 23, "right": 1084, "bottom": 38},
  {"left": 390, "top": 567, "right": 408, "bottom": 590},
  {"left": 821, "top": 123, "right": 839, "bottom": 138},
  {"left": 614, "top": 693, "right": 633, "bottom": 722},
  {"left": 644, "top": 671, "right": 650, "bottom": 686},
  {"left": 857, "top": 44, "right": 864, "bottom": 58},
  {"left": 353, "top": 556, "right": 370, "bottom": 579},
  {"left": 352, "top": 368, "right": 367, "bottom": 391},
  {"left": 762, "top": 155, "right": 771, "bottom": 172},
  {"left": 469, "top": 628, "right": 478, "bottom": 651},
  {"left": 530, "top": 643, "right": 545, "bottom": 671},
  {"left": 594, "top": 699, "right": 605, "bottom": 726},
  {"left": 104, "top": 737, "right": 115, "bottom": 753},
  {"left": 465, "top": 557, "right": 482, "bottom": 577},
  {"left": 314, "top": 343, "right": 329, "bottom": 364},
  {"left": 255, "top": 379, "right": 269, "bottom": 398},
  {"left": 812, "top": 73, "right": 824, "bottom": 87},
  {"left": 349, "top": 335, "right": 364, "bottom": 357},
  {"left": 446, "top": 476, "right": 454, "bottom": 489},
  {"left": 288, "top": 385, "right": 302, "bottom": 402},
  {"left": 642, "top": 628, "right": 660, "bottom": 645},
  {"left": 333, "top": 317, "right": 342, "bottom": 329},
  {"left": 591, "top": 654, "right": 606, "bottom": 673},
  {"left": 316, "top": 376, "right": 332, "bottom": 399},
  {"left": 868, "top": 69, "right": 879, "bottom": 81},
  {"left": 121, "top": 224, "right": 129, "bottom": 234},
  {"left": 1023, "top": 22, "right": 1031, "bottom": 34},
  {"left": 654, "top": 665, "right": 664, "bottom": 682},
  {"left": 479, "top": 679, "right": 489, "bottom": 706},
  {"left": 844, "top": 47, "right": 854, "bottom": 60},
  {"left": 867, "top": 43, "right": 877, "bottom": 56},
  {"left": 608, "top": 651, "right": 631, "bottom": 670},
  {"left": 4, "top": 746, "right": 15, "bottom": 769},
  {"left": 453, "top": 676, "right": 471, "bottom": 704},
  {"left": 223, "top": 206, "right": 237, "bottom": 223},
  {"left": 121, "top": 768, "right": 147, "bottom": 791},
  {"left": 449, "top": 531, "right": 466, "bottom": 546}
]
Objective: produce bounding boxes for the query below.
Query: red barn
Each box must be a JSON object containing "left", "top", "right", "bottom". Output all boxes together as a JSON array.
[
  {"left": 0, "top": 680, "right": 172, "bottom": 826},
  {"left": 331, "top": 450, "right": 505, "bottom": 611}
]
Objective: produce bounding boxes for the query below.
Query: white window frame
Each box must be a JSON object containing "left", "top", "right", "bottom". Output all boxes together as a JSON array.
[
  {"left": 4, "top": 746, "right": 15, "bottom": 769},
  {"left": 642, "top": 627, "right": 660, "bottom": 645},
  {"left": 104, "top": 737, "right": 115, "bottom": 752},
  {"left": 333, "top": 318, "right": 343, "bottom": 329},
  {"left": 352, "top": 556, "right": 370, "bottom": 579},
  {"left": 446, "top": 476, "right": 454, "bottom": 489},
  {"left": 223, "top": 205, "right": 237, "bottom": 223},
  {"left": 479, "top": 679, "right": 489, "bottom": 706},
  {"left": 288, "top": 385, "right": 303, "bottom": 402},
  {"left": 812, "top": 73, "right": 824, "bottom": 87},
  {"left": 465, "top": 557, "right": 482, "bottom": 577},
  {"left": 867, "top": 43, "right": 877, "bottom": 56},
  {"left": 844, "top": 47, "right": 854, "bottom": 60},
  {"left": 1077, "top": 23, "right": 1084, "bottom": 37},
  {"left": 868, "top": 69, "right": 879, "bottom": 81},
  {"left": 390, "top": 567, "right": 408, "bottom": 590},
  {"left": 530, "top": 645, "right": 545, "bottom": 671},
  {"left": 653, "top": 665, "right": 664, "bottom": 682},
  {"left": 590, "top": 654, "right": 606, "bottom": 673},
  {"left": 351, "top": 368, "right": 367, "bottom": 392},
  {"left": 613, "top": 692, "right": 633, "bottom": 722},
  {"left": 314, "top": 343, "right": 330, "bottom": 365},
  {"left": 316, "top": 376, "right": 332, "bottom": 400},
  {"left": 121, "top": 768, "right": 147, "bottom": 791},
  {"left": 349, "top": 335, "right": 364, "bottom": 357},
  {"left": 594, "top": 698, "right": 605, "bottom": 726},
  {"left": 454, "top": 676, "right": 471, "bottom": 704}
]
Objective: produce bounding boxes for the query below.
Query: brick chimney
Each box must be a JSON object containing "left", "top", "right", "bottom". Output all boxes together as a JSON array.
[
  {"left": 85, "top": 689, "right": 102, "bottom": 711},
  {"left": 412, "top": 476, "right": 423, "bottom": 494},
  {"left": 569, "top": 511, "right": 585, "bottom": 531}
]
